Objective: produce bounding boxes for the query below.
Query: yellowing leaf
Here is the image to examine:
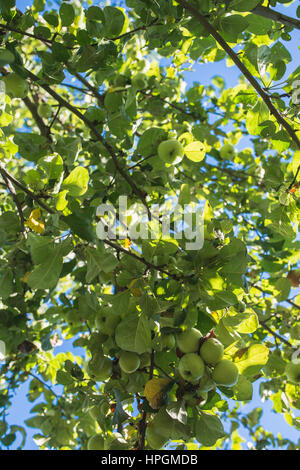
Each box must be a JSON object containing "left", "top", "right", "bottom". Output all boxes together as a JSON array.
[
  {"left": 25, "top": 208, "right": 45, "bottom": 234},
  {"left": 292, "top": 150, "right": 300, "bottom": 176},
  {"left": 144, "top": 378, "right": 171, "bottom": 409},
  {"left": 184, "top": 141, "right": 206, "bottom": 162}
]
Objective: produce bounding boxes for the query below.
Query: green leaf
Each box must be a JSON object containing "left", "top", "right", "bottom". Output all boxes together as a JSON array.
[
  {"left": 13, "top": 133, "right": 49, "bottom": 162},
  {"left": 115, "top": 313, "right": 152, "bottom": 354},
  {"left": 63, "top": 208, "right": 95, "bottom": 242},
  {"left": 234, "top": 344, "right": 269, "bottom": 376},
  {"left": 27, "top": 240, "right": 71, "bottom": 290},
  {"left": 0, "top": 269, "right": 13, "bottom": 299},
  {"left": 59, "top": 3, "right": 75, "bottom": 27},
  {"left": 274, "top": 278, "right": 290, "bottom": 302},
  {"left": 233, "top": 375, "right": 253, "bottom": 401},
  {"left": 195, "top": 412, "right": 226, "bottom": 447},
  {"left": 137, "top": 127, "right": 168, "bottom": 157},
  {"left": 184, "top": 141, "right": 206, "bottom": 162},
  {"left": 62, "top": 166, "right": 89, "bottom": 197},
  {"left": 85, "top": 246, "right": 118, "bottom": 282},
  {"left": 103, "top": 6, "right": 126, "bottom": 38}
]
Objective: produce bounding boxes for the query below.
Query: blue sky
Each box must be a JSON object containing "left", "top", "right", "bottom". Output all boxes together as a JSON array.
[{"left": 4, "top": 0, "right": 300, "bottom": 450}]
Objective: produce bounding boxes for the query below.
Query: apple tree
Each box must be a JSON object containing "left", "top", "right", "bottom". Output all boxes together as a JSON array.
[{"left": 0, "top": 0, "right": 299, "bottom": 450}]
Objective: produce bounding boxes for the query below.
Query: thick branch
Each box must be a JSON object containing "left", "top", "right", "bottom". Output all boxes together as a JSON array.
[
  {"left": 252, "top": 6, "right": 300, "bottom": 31},
  {"left": 176, "top": 0, "right": 300, "bottom": 150},
  {"left": 0, "top": 169, "right": 27, "bottom": 236}
]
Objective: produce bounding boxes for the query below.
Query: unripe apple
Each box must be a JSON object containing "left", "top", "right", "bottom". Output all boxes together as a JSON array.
[
  {"left": 119, "top": 351, "right": 140, "bottom": 374},
  {"left": 99, "top": 399, "right": 110, "bottom": 416},
  {"left": 212, "top": 359, "right": 239, "bottom": 387},
  {"left": 160, "top": 333, "right": 175, "bottom": 351},
  {"left": 87, "top": 434, "right": 105, "bottom": 450},
  {"left": 285, "top": 361, "right": 300, "bottom": 384},
  {"left": 146, "top": 425, "right": 168, "bottom": 449},
  {"left": 176, "top": 328, "right": 202, "bottom": 353},
  {"left": 95, "top": 309, "right": 120, "bottom": 335},
  {"left": 38, "top": 103, "right": 52, "bottom": 119},
  {"left": 131, "top": 72, "right": 148, "bottom": 90},
  {"left": 158, "top": 139, "right": 184, "bottom": 164},
  {"left": 3, "top": 73, "right": 28, "bottom": 98},
  {"left": 178, "top": 353, "right": 205, "bottom": 382},
  {"left": 87, "top": 354, "right": 112, "bottom": 382},
  {"left": 105, "top": 433, "right": 129, "bottom": 450},
  {"left": 199, "top": 338, "right": 224, "bottom": 365},
  {"left": 220, "top": 143, "right": 235, "bottom": 160}
]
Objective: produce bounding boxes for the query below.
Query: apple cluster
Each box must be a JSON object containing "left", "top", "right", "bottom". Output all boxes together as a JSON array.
[{"left": 177, "top": 328, "right": 239, "bottom": 405}]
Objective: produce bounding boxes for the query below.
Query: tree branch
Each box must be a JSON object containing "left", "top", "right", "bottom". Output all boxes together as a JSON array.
[
  {"left": 0, "top": 164, "right": 55, "bottom": 214},
  {"left": 176, "top": 0, "right": 300, "bottom": 150},
  {"left": 0, "top": 168, "right": 27, "bottom": 237},
  {"left": 252, "top": 6, "right": 300, "bottom": 31}
]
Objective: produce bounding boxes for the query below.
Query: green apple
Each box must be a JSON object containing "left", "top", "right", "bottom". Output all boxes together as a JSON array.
[
  {"left": 87, "top": 434, "right": 105, "bottom": 450},
  {"left": 38, "top": 103, "right": 52, "bottom": 119},
  {"left": 131, "top": 72, "right": 148, "bottom": 90},
  {"left": 95, "top": 309, "right": 120, "bottom": 335},
  {"left": 285, "top": 361, "right": 300, "bottom": 384},
  {"left": 87, "top": 354, "right": 112, "bottom": 382},
  {"left": 178, "top": 353, "right": 205, "bottom": 382},
  {"left": 158, "top": 139, "right": 184, "bottom": 164},
  {"left": 160, "top": 333, "right": 175, "bottom": 351},
  {"left": 212, "top": 359, "right": 239, "bottom": 387},
  {"left": 3, "top": 73, "right": 28, "bottom": 98},
  {"left": 119, "top": 351, "right": 140, "bottom": 374},
  {"left": 200, "top": 338, "right": 224, "bottom": 365},
  {"left": 146, "top": 425, "right": 168, "bottom": 449},
  {"left": 176, "top": 328, "right": 202, "bottom": 354},
  {"left": 220, "top": 143, "right": 235, "bottom": 160}
]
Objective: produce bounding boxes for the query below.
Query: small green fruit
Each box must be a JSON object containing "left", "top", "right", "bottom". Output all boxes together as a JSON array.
[
  {"left": 87, "top": 354, "right": 112, "bottom": 382},
  {"left": 285, "top": 361, "right": 300, "bottom": 384},
  {"left": 212, "top": 359, "right": 239, "bottom": 387},
  {"left": 119, "top": 351, "right": 140, "bottom": 374},
  {"left": 95, "top": 309, "right": 120, "bottom": 335},
  {"left": 158, "top": 139, "right": 184, "bottom": 164},
  {"left": 87, "top": 434, "right": 105, "bottom": 450},
  {"left": 220, "top": 143, "right": 235, "bottom": 160},
  {"left": 3, "top": 73, "right": 28, "bottom": 98},
  {"left": 200, "top": 338, "right": 224, "bottom": 365},
  {"left": 178, "top": 353, "right": 205, "bottom": 382},
  {"left": 177, "top": 328, "right": 202, "bottom": 354}
]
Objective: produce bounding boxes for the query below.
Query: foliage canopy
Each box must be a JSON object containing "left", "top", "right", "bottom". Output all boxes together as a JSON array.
[{"left": 0, "top": 0, "right": 299, "bottom": 451}]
